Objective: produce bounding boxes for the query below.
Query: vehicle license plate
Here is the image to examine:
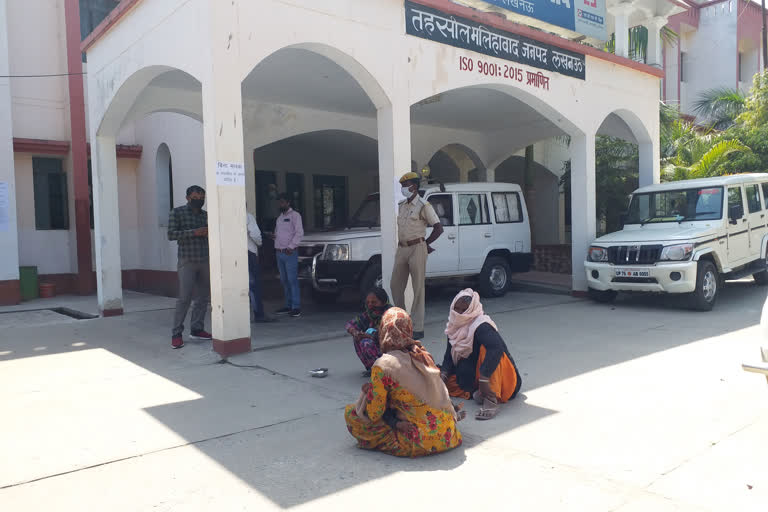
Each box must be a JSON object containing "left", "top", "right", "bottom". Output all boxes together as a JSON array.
[{"left": 615, "top": 268, "right": 650, "bottom": 278}]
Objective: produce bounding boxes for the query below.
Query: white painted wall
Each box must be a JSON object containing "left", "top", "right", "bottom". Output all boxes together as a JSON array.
[{"left": 678, "top": 3, "right": 737, "bottom": 116}]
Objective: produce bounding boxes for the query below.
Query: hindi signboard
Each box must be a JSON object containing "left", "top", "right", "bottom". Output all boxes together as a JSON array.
[
  {"left": 479, "top": 0, "right": 607, "bottom": 41},
  {"left": 405, "top": 1, "right": 586, "bottom": 80}
]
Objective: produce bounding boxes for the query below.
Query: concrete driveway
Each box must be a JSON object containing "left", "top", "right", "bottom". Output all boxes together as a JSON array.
[{"left": 1, "top": 283, "right": 767, "bottom": 511}]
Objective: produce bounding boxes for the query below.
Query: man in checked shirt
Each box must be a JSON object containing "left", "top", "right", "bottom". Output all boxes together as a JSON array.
[{"left": 167, "top": 185, "right": 212, "bottom": 349}]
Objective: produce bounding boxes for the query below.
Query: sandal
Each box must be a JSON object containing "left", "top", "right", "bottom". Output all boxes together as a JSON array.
[
  {"left": 453, "top": 402, "right": 467, "bottom": 421},
  {"left": 475, "top": 396, "right": 499, "bottom": 421}
]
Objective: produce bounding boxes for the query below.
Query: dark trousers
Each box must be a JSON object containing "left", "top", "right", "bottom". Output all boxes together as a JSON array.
[
  {"left": 248, "top": 251, "right": 265, "bottom": 319},
  {"left": 173, "top": 260, "right": 210, "bottom": 337}
]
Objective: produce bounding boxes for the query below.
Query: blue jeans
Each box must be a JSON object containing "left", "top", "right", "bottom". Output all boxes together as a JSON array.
[
  {"left": 276, "top": 250, "right": 300, "bottom": 310},
  {"left": 248, "top": 251, "right": 264, "bottom": 319}
]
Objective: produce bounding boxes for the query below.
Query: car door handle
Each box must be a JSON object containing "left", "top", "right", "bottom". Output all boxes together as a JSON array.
[
  {"left": 484, "top": 233, "right": 492, "bottom": 238},
  {"left": 447, "top": 234, "right": 456, "bottom": 240}
]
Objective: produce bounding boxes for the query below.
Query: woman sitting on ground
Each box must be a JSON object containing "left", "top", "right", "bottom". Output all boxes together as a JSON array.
[
  {"left": 346, "top": 288, "right": 391, "bottom": 375},
  {"left": 441, "top": 289, "right": 522, "bottom": 420},
  {"left": 344, "top": 307, "right": 465, "bottom": 458}
]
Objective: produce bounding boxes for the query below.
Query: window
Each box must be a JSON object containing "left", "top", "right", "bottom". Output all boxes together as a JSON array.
[
  {"left": 313, "top": 175, "right": 347, "bottom": 229},
  {"left": 156, "top": 144, "right": 173, "bottom": 226},
  {"left": 79, "top": 0, "right": 119, "bottom": 40},
  {"left": 492, "top": 192, "right": 523, "bottom": 223},
  {"left": 761, "top": 183, "right": 768, "bottom": 210},
  {"left": 746, "top": 184, "right": 761, "bottom": 213},
  {"left": 458, "top": 193, "right": 490, "bottom": 225},
  {"left": 738, "top": 52, "right": 744, "bottom": 83},
  {"left": 728, "top": 186, "right": 744, "bottom": 218},
  {"left": 33, "top": 158, "right": 69, "bottom": 230},
  {"left": 680, "top": 52, "right": 686, "bottom": 83},
  {"left": 427, "top": 195, "right": 454, "bottom": 226}
]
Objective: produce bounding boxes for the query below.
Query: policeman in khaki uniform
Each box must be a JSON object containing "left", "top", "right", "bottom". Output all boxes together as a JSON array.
[{"left": 390, "top": 172, "right": 444, "bottom": 340}]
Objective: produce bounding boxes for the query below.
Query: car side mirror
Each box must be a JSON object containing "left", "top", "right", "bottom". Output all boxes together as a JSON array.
[{"left": 729, "top": 204, "right": 744, "bottom": 224}]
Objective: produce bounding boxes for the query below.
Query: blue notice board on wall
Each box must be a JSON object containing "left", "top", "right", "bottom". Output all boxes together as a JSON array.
[{"left": 480, "top": 0, "right": 607, "bottom": 41}]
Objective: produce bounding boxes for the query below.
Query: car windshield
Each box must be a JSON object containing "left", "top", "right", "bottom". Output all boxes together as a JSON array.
[
  {"left": 626, "top": 186, "right": 724, "bottom": 224},
  {"left": 348, "top": 195, "right": 380, "bottom": 228}
]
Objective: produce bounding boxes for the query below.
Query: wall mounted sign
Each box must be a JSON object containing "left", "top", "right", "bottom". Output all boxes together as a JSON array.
[
  {"left": 405, "top": 1, "right": 586, "bottom": 80},
  {"left": 216, "top": 161, "right": 245, "bottom": 186},
  {"left": 479, "top": 0, "right": 607, "bottom": 41}
]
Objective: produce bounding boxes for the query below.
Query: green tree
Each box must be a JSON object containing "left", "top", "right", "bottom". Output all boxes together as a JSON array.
[{"left": 692, "top": 88, "right": 747, "bottom": 130}]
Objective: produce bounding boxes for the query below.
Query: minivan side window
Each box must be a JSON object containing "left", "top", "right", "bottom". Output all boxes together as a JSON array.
[
  {"left": 762, "top": 183, "right": 768, "bottom": 210},
  {"left": 458, "top": 194, "right": 490, "bottom": 225},
  {"left": 427, "top": 195, "right": 454, "bottom": 226},
  {"left": 728, "top": 187, "right": 744, "bottom": 218},
  {"left": 746, "top": 184, "right": 762, "bottom": 213},
  {"left": 492, "top": 192, "right": 523, "bottom": 223}
]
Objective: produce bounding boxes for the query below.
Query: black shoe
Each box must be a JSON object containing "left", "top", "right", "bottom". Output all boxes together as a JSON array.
[
  {"left": 289, "top": 309, "right": 302, "bottom": 318},
  {"left": 413, "top": 331, "right": 424, "bottom": 340},
  {"left": 253, "top": 315, "right": 277, "bottom": 323},
  {"left": 275, "top": 307, "right": 292, "bottom": 315}
]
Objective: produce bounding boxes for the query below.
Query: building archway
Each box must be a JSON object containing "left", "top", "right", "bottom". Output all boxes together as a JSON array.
[{"left": 425, "top": 143, "right": 486, "bottom": 184}]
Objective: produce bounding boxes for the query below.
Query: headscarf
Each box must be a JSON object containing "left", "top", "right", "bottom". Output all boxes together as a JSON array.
[
  {"left": 445, "top": 288, "right": 498, "bottom": 364},
  {"left": 368, "top": 308, "right": 456, "bottom": 417}
]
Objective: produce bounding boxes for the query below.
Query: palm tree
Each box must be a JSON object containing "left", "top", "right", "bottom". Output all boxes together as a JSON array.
[
  {"left": 605, "top": 26, "right": 678, "bottom": 62},
  {"left": 663, "top": 136, "right": 751, "bottom": 181},
  {"left": 692, "top": 88, "right": 747, "bottom": 130}
]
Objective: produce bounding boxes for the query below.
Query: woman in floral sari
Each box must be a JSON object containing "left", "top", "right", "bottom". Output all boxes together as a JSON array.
[
  {"left": 345, "top": 288, "right": 391, "bottom": 375},
  {"left": 344, "top": 307, "right": 465, "bottom": 458}
]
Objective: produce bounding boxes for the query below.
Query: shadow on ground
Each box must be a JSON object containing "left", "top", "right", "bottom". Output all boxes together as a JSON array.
[{"left": 0, "top": 280, "right": 765, "bottom": 507}]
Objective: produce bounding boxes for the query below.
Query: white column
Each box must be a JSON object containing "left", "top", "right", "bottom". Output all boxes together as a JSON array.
[
  {"left": 643, "top": 17, "right": 668, "bottom": 68},
  {"left": 0, "top": 0, "right": 20, "bottom": 304},
  {"left": 570, "top": 132, "right": 597, "bottom": 293},
  {"left": 377, "top": 99, "right": 411, "bottom": 301},
  {"left": 90, "top": 135, "right": 124, "bottom": 314},
  {"left": 202, "top": 0, "right": 251, "bottom": 356},
  {"left": 639, "top": 139, "right": 660, "bottom": 187},
  {"left": 611, "top": 4, "right": 633, "bottom": 59}
]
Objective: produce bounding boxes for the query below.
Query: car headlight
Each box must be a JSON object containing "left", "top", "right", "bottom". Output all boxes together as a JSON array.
[
  {"left": 660, "top": 244, "right": 694, "bottom": 261},
  {"left": 588, "top": 246, "right": 608, "bottom": 262},
  {"left": 323, "top": 244, "right": 350, "bottom": 261}
]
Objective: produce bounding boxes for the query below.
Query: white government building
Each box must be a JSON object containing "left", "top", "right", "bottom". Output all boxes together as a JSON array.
[{"left": 1, "top": 0, "right": 688, "bottom": 354}]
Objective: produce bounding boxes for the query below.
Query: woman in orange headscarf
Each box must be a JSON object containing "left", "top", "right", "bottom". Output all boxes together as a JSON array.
[
  {"left": 441, "top": 289, "right": 522, "bottom": 420},
  {"left": 344, "top": 307, "right": 465, "bottom": 457}
]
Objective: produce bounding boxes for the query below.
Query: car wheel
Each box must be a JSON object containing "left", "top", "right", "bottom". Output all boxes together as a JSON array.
[
  {"left": 689, "top": 260, "right": 719, "bottom": 311},
  {"left": 478, "top": 257, "right": 511, "bottom": 298},
  {"left": 587, "top": 288, "right": 618, "bottom": 303},
  {"left": 753, "top": 255, "right": 768, "bottom": 285},
  {"left": 359, "top": 262, "right": 383, "bottom": 301},
  {"left": 310, "top": 288, "right": 341, "bottom": 304}
]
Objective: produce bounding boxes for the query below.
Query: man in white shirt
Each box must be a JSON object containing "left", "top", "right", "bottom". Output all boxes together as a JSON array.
[{"left": 247, "top": 212, "right": 275, "bottom": 323}]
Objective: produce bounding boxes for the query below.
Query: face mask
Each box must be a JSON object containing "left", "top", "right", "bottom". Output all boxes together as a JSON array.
[
  {"left": 401, "top": 186, "right": 412, "bottom": 197},
  {"left": 280, "top": 206, "right": 289, "bottom": 213},
  {"left": 189, "top": 199, "right": 205, "bottom": 209}
]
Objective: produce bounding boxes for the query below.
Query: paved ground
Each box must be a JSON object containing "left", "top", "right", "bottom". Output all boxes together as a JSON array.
[{"left": 1, "top": 282, "right": 767, "bottom": 511}]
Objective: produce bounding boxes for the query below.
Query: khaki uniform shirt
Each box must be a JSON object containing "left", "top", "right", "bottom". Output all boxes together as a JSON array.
[{"left": 397, "top": 196, "right": 440, "bottom": 245}]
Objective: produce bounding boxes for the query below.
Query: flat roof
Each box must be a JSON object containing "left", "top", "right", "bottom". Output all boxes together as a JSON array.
[
  {"left": 82, "top": 0, "right": 665, "bottom": 78},
  {"left": 635, "top": 174, "right": 768, "bottom": 193}
]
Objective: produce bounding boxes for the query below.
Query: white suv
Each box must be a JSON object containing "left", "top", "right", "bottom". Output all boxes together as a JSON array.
[
  {"left": 585, "top": 174, "right": 768, "bottom": 310},
  {"left": 297, "top": 183, "right": 532, "bottom": 301}
]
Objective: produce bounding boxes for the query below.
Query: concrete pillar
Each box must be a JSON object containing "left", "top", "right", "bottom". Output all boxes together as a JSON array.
[
  {"left": 245, "top": 148, "right": 256, "bottom": 216},
  {"left": 570, "top": 132, "right": 596, "bottom": 293},
  {"left": 377, "top": 99, "right": 411, "bottom": 302},
  {"left": 202, "top": 0, "right": 251, "bottom": 356},
  {"left": 64, "top": 0, "right": 95, "bottom": 295},
  {"left": 611, "top": 4, "right": 633, "bottom": 59},
  {"left": 90, "top": 136, "right": 124, "bottom": 315},
  {"left": 643, "top": 17, "right": 668, "bottom": 68},
  {"left": 0, "top": 0, "right": 21, "bottom": 306},
  {"left": 638, "top": 138, "right": 660, "bottom": 187}
]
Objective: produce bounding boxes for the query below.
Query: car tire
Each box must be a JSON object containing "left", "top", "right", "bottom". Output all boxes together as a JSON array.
[
  {"left": 588, "top": 288, "right": 618, "bottom": 303},
  {"left": 310, "top": 288, "right": 341, "bottom": 304},
  {"left": 359, "top": 262, "right": 383, "bottom": 301},
  {"left": 478, "top": 257, "right": 511, "bottom": 298},
  {"left": 689, "top": 260, "right": 719, "bottom": 311},
  {"left": 753, "top": 255, "right": 768, "bottom": 285}
]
